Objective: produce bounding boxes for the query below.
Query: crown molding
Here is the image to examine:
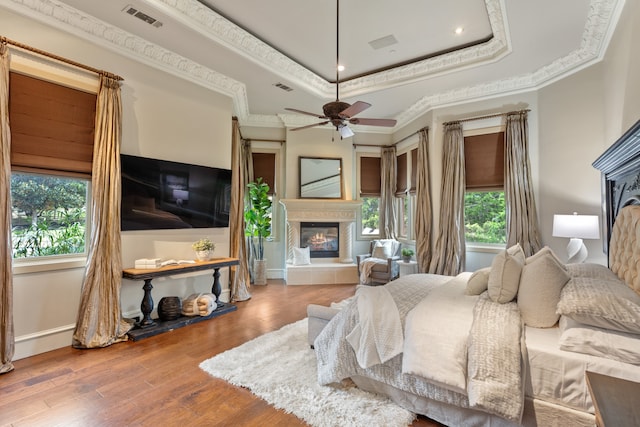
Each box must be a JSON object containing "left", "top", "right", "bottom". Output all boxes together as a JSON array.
[{"left": 2, "top": 0, "right": 622, "bottom": 133}]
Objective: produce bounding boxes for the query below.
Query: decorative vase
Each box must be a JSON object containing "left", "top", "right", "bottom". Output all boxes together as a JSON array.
[
  {"left": 196, "top": 250, "right": 213, "bottom": 261},
  {"left": 254, "top": 259, "right": 267, "bottom": 285},
  {"left": 157, "top": 296, "right": 182, "bottom": 321}
]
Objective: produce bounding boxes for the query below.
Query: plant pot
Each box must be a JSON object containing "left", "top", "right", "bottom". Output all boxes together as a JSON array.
[
  {"left": 403, "top": 256, "right": 412, "bottom": 263},
  {"left": 254, "top": 259, "right": 267, "bottom": 285},
  {"left": 195, "top": 250, "right": 213, "bottom": 261}
]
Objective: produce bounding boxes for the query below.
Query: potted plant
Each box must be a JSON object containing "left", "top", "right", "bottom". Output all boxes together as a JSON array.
[
  {"left": 192, "top": 237, "right": 215, "bottom": 261},
  {"left": 401, "top": 247, "right": 414, "bottom": 263},
  {"left": 244, "top": 177, "right": 272, "bottom": 284}
]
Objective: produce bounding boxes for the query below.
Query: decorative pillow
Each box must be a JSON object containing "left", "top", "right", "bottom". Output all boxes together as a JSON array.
[
  {"left": 466, "top": 267, "right": 491, "bottom": 295},
  {"left": 557, "top": 275, "right": 640, "bottom": 334},
  {"left": 559, "top": 316, "right": 640, "bottom": 365},
  {"left": 292, "top": 246, "right": 311, "bottom": 266},
  {"left": 488, "top": 244, "right": 525, "bottom": 304},
  {"left": 565, "top": 262, "right": 620, "bottom": 281},
  {"left": 517, "top": 247, "right": 570, "bottom": 327},
  {"left": 372, "top": 240, "right": 394, "bottom": 259}
]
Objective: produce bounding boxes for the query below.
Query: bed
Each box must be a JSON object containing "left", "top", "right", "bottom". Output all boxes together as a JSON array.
[{"left": 314, "top": 120, "right": 640, "bottom": 426}]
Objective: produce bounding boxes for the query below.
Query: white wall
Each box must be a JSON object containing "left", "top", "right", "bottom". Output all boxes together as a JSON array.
[{"left": 4, "top": 8, "right": 234, "bottom": 359}]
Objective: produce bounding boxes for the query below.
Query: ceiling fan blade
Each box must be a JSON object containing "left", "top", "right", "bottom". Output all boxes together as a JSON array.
[
  {"left": 285, "top": 108, "right": 326, "bottom": 119},
  {"left": 340, "top": 101, "right": 371, "bottom": 118},
  {"left": 339, "top": 125, "right": 354, "bottom": 139},
  {"left": 349, "top": 117, "right": 397, "bottom": 127},
  {"left": 290, "top": 121, "right": 330, "bottom": 131}
]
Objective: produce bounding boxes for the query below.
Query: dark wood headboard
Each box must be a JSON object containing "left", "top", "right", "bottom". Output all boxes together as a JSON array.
[{"left": 592, "top": 119, "right": 640, "bottom": 255}]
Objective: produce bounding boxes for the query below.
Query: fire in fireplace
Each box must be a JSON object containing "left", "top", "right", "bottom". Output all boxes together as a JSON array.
[{"left": 300, "top": 222, "right": 339, "bottom": 258}]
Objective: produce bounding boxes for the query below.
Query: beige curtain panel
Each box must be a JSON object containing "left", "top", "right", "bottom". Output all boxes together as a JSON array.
[
  {"left": 505, "top": 111, "right": 542, "bottom": 256},
  {"left": 430, "top": 122, "right": 466, "bottom": 275},
  {"left": 380, "top": 146, "right": 398, "bottom": 239},
  {"left": 229, "top": 120, "right": 251, "bottom": 302},
  {"left": 0, "top": 43, "right": 15, "bottom": 374},
  {"left": 73, "top": 75, "right": 132, "bottom": 348},
  {"left": 414, "top": 128, "right": 433, "bottom": 273}
]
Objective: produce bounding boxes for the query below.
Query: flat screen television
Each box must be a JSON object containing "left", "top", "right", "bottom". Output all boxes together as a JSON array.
[{"left": 120, "top": 154, "right": 232, "bottom": 231}]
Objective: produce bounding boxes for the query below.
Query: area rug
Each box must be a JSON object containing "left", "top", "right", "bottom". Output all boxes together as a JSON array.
[{"left": 199, "top": 318, "right": 416, "bottom": 427}]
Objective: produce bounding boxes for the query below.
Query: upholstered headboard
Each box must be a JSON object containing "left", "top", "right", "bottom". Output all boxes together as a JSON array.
[{"left": 593, "top": 119, "right": 640, "bottom": 294}]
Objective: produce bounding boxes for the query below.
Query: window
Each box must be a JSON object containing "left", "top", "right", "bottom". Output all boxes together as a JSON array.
[
  {"left": 359, "top": 156, "right": 381, "bottom": 236},
  {"left": 251, "top": 151, "right": 277, "bottom": 239},
  {"left": 463, "top": 131, "right": 506, "bottom": 244},
  {"left": 11, "top": 173, "right": 89, "bottom": 258},
  {"left": 395, "top": 148, "right": 418, "bottom": 240},
  {"left": 8, "top": 71, "right": 97, "bottom": 260}
]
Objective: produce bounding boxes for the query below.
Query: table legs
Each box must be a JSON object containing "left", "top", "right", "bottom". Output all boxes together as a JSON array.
[
  {"left": 140, "top": 278, "right": 155, "bottom": 327},
  {"left": 212, "top": 267, "right": 221, "bottom": 307}
]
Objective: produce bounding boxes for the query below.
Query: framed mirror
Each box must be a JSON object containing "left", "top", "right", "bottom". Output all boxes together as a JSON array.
[{"left": 299, "top": 156, "right": 343, "bottom": 199}]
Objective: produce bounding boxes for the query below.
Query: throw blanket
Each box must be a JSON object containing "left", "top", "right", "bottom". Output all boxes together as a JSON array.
[
  {"left": 359, "top": 258, "right": 387, "bottom": 284},
  {"left": 315, "top": 273, "right": 525, "bottom": 423},
  {"left": 346, "top": 285, "right": 403, "bottom": 369}
]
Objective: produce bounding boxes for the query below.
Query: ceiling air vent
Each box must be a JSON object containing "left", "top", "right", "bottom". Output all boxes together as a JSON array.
[
  {"left": 274, "top": 83, "right": 293, "bottom": 92},
  {"left": 122, "top": 5, "right": 163, "bottom": 28}
]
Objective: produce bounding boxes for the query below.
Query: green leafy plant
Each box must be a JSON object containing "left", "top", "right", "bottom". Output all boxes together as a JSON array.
[
  {"left": 192, "top": 238, "right": 215, "bottom": 252},
  {"left": 401, "top": 248, "right": 414, "bottom": 257},
  {"left": 244, "top": 177, "right": 272, "bottom": 261}
]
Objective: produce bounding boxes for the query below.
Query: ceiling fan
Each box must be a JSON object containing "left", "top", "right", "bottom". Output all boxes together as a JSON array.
[{"left": 285, "top": 0, "right": 397, "bottom": 139}]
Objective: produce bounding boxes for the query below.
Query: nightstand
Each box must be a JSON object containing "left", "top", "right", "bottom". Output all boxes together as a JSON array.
[
  {"left": 586, "top": 371, "right": 640, "bottom": 427},
  {"left": 398, "top": 260, "right": 418, "bottom": 276}
]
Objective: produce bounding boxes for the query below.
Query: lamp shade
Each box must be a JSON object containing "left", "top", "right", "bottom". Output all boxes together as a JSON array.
[{"left": 552, "top": 213, "right": 600, "bottom": 239}]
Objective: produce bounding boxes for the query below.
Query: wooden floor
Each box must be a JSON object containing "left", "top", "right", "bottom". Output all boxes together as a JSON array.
[{"left": 0, "top": 280, "right": 443, "bottom": 427}]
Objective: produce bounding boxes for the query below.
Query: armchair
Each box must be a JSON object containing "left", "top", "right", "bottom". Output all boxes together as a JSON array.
[{"left": 356, "top": 239, "right": 402, "bottom": 285}]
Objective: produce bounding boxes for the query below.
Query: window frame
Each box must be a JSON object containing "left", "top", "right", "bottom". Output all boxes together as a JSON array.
[
  {"left": 356, "top": 151, "right": 382, "bottom": 240},
  {"left": 249, "top": 143, "right": 283, "bottom": 242}
]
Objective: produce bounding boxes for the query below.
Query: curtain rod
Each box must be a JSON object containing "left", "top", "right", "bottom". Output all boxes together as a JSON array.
[
  {"left": 352, "top": 125, "right": 429, "bottom": 149},
  {"left": 245, "top": 138, "right": 285, "bottom": 144},
  {"left": 1, "top": 36, "right": 123, "bottom": 81},
  {"left": 443, "top": 109, "right": 530, "bottom": 126}
]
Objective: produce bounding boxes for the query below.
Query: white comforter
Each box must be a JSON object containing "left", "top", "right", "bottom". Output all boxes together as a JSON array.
[{"left": 315, "top": 273, "right": 525, "bottom": 423}]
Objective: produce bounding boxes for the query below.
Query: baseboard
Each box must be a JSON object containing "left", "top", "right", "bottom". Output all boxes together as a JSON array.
[{"left": 14, "top": 323, "right": 75, "bottom": 360}]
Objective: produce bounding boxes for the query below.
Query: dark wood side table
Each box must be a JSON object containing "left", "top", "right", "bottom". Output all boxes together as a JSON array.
[
  {"left": 586, "top": 371, "right": 640, "bottom": 427},
  {"left": 123, "top": 257, "right": 239, "bottom": 340}
]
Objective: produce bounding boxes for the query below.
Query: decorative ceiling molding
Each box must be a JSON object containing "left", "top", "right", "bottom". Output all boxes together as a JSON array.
[{"left": 2, "top": 0, "right": 622, "bottom": 132}]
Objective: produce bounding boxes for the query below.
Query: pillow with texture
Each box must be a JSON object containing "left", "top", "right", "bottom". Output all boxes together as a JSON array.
[
  {"left": 292, "top": 246, "right": 311, "bottom": 266},
  {"left": 565, "top": 262, "right": 620, "bottom": 281},
  {"left": 557, "top": 275, "right": 640, "bottom": 334},
  {"left": 488, "top": 244, "right": 524, "bottom": 303},
  {"left": 372, "top": 240, "right": 394, "bottom": 259},
  {"left": 559, "top": 316, "right": 640, "bottom": 365},
  {"left": 518, "top": 247, "right": 570, "bottom": 327},
  {"left": 466, "top": 267, "right": 491, "bottom": 295}
]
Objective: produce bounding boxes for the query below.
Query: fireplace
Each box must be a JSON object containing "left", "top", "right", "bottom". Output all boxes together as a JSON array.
[{"left": 300, "top": 222, "right": 339, "bottom": 258}]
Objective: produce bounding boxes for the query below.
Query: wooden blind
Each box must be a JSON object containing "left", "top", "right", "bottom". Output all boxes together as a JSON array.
[
  {"left": 360, "top": 156, "right": 381, "bottom": 197},
  {"left": 464, "top": 131, "right": 505, "bottom": 190},
  {"left": 395, "top": 152, "right": 407, "bottom": 196},
  {"left": 410, "top": 148, "right": 418, "bottom": 194},
  {"left": 9, "top": 72, "right": 97, "bottom": 176},
  {"left": 252, "top": 152, "right": 276, "bottom": 195}
]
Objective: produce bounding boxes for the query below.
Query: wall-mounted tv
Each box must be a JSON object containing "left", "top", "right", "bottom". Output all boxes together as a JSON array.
[{"left": 120, "top": 154, "right": 232, "bottom": 231}]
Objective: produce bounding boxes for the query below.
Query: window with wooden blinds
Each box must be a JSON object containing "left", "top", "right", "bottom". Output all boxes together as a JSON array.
[
  {"left": 360, "top": 156, "right": 381, "bottom": 197},
  {"left": 395, "top": 152, "right": 407, "bottom": 196},
  {"left": 410, "top": 148, "right": 418, "bottom": 194},
  {"left": 9, "top": 72, "right": 97, "bottom": 176},
  {"left": 464, "top": 131, "right": 505, "bottom": 190},
  {"left": 252, "top": 152, "right": 276, "bottom": 195}
]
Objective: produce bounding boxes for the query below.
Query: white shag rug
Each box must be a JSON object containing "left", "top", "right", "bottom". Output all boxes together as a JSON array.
[{"left": 199, "top": 318, "right": 416, "bottom": 427}]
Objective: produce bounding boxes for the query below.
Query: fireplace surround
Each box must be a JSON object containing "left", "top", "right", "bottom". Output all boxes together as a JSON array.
[{"left": 280, "top": 199, "right": 362, "bottom": 285}]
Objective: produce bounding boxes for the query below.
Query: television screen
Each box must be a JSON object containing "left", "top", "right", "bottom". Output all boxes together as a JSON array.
[{"left": 120, "top": 154, "right": 232, "bottom": 231}]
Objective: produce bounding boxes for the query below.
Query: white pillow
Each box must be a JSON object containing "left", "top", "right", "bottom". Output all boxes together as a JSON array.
[
  {"left": 488, "top": 245, "right": 524, "bottom": 304},
  {"left": 372, "top": 240, "right": 394, "bottom": 259},
  {"left": 292, "top": 246, "right": 311, "bottom": 266},
  {"left": 466, "top": 267, "right": 491, "bottom": 295},
  {"left": 518, "top": 247, "right": 570, "bottom": 327},
  {"left": 559, "top": 316, "right": 640, "bottom": 365}
]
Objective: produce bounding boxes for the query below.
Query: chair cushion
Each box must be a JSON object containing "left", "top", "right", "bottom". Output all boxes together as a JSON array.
[{"left": 372, "top": 239, "right": 396, "bottom": 259}]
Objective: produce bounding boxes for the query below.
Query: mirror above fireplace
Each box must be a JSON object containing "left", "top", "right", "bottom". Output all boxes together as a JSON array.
[{"left": 299, "top": 156, "right": 343, "bottom": 199}]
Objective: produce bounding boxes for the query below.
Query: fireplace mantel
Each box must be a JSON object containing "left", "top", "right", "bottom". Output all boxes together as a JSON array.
[{"left": 279, "top": 199, "right": 362, "bottom": 284}]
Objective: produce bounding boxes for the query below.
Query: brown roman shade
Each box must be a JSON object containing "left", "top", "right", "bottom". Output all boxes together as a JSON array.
[
  {"left": 9, "top": 72, "right": 97, "bottom": 176},
  {"left": 360, "top": 156, "right": 381, "bottom": 197},
  {"left": 464, "top": 131, "right": 505, "bottom": 190},
  {"left": 252, "top": 152, "right": 276, "bottom": 195},
  {"left": 395, "top": 152, "right": 407, "bottom": 196},
  {"left": 410, "top": 148, "right": 418, "bottom": 194}
]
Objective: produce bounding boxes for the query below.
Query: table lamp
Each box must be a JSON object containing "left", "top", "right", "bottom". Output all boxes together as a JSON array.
[{"left": 552, "top": 212, "right": 600, "bottom": 263}]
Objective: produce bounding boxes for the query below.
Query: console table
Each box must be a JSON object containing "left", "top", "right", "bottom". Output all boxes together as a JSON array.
[{"left": 122, "top": 257, "right": 239, "bottom": 340}]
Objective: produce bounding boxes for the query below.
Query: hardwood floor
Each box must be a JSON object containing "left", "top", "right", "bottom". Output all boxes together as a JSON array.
[{"left": 0, "top": 281, "right": 443, "bottom": 427}]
